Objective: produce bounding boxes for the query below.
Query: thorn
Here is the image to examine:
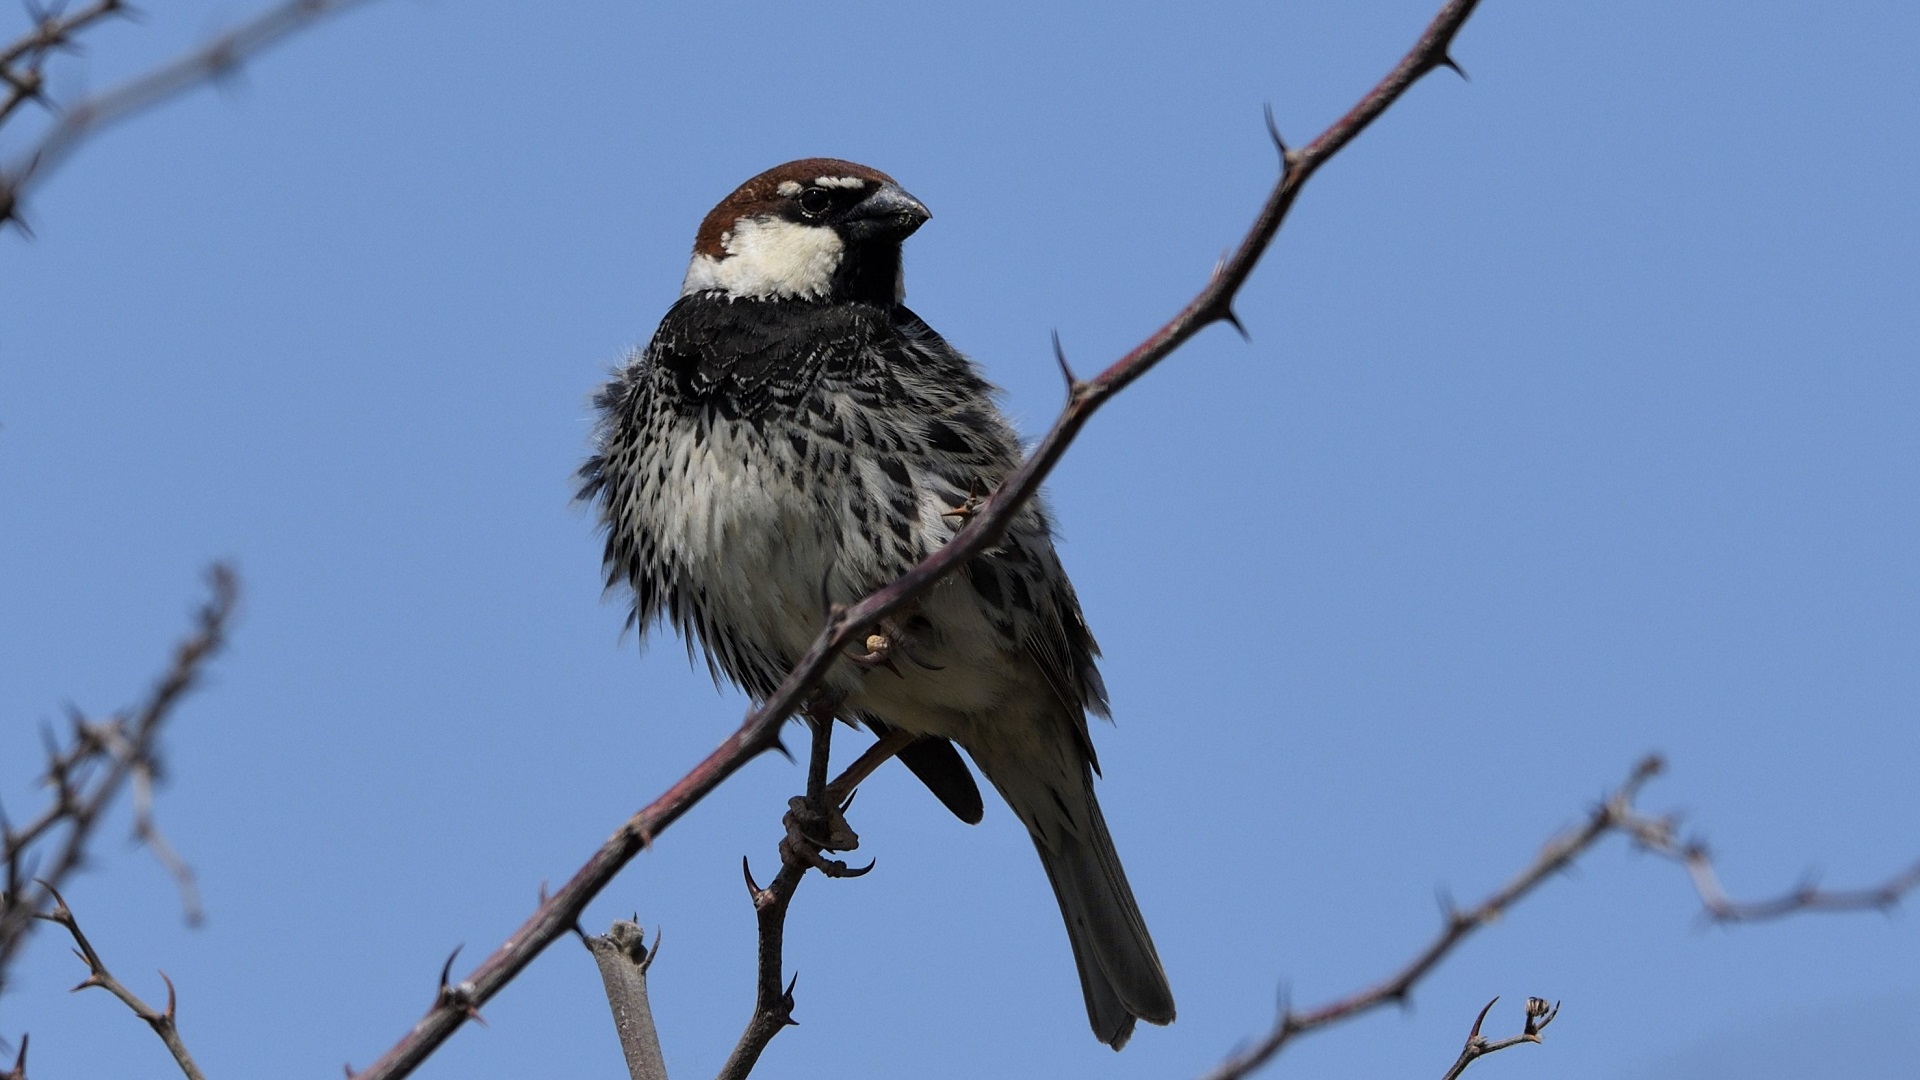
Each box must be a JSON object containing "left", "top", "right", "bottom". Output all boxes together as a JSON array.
[
  {"left": 1468, "top": 996, "right": 1498, "bottom": 1038},
  {"left": 159, "top": 970, "right": 177, "bottom": 1020},
  {"left": 8, "top": 1033, "right": 27, "bottom": 1080},
  {"left": 438, "top": 944, "right": 463, "bottom": 991},
  {"left": 1050, "top": 330, "right": 1083, "bottom": 395},
  {"left": 742, "top": 856, "right": 761, "bottom": 897},
  {"left": 838, "top": 788, "right": 857, "bottom": 814},
  {"left": 1262, "top": 102, "right": 1289, "bottom": 161},
  {"left": 537, "top": 880, "right": 549, "bottom": 905},
  {"left": 770, "top": 736, "right": 795, "bottom": 764},
  {"left": 463, "top": 1004, "right": 488, "bottom": 1027},
  {"left": 1437, "top": 53, "right": 1469, "bottom": 80},
  {"left": 344, "top": 1063, "right": 355, "bottom": 1080},
  {"left": 1219, "top": 306, "right": 1250, "bottom": 341},
  {"left": 645, "top": 926, "right": 663, "bottom": 969}
]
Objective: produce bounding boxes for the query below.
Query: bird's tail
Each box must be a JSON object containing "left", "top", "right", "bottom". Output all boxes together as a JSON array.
[{"left": 975, "top": 744, "right": 1175, "bottom": 1049}]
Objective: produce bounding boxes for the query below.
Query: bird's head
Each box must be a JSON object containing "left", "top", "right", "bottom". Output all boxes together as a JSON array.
[{"left": 680, "top": 158, "right": 930, "bottom": 306}]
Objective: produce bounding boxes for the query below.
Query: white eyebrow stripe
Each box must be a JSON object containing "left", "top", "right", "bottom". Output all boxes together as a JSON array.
[
  {"left": 813, "top": 176, "right": 867, "bottom": 189},
  {"left": 776, "top": 180, "right": 803, "bottom": 196}
]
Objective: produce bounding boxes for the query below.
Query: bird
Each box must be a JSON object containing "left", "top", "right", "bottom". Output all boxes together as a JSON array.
[{"left": 578, "top": 158, "right": 1175, "bottom": 1048}]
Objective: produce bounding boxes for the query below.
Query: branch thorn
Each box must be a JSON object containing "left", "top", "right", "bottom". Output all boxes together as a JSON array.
[{"left": 1051, "top": 330, "right": 1085, "bottom": 396}]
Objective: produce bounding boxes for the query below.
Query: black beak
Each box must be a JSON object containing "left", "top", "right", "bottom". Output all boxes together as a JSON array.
[{"left": 843, "top": 182, "right": 931, "bottom": 243}]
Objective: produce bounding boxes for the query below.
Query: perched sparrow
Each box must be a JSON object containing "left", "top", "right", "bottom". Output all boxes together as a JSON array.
[{"left": 580, "top": 159, "right": 1175, "bottom": 1047}]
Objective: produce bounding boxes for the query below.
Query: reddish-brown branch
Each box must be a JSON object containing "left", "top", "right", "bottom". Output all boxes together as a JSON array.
[
  {"left": 1194, "top": 756, "right": 1919, "bottom": 1080},
  {"left": 35, "top": 884, "right": 206, "bottom": 1080},
  {"left": 347, "top": 4, "right": 1487, "bottom": 1077}
]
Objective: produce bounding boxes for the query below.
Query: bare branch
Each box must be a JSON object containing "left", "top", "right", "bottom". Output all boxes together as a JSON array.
[
  {"left": 0, "top": 0, "right": 381, "bottom": 230},
  {"left": 348, "top": 3, "right": 1487, "bottom": 1075},
  {"left": 585, "top": 921, "right": 668, "bottom": 1080},
  {"left": 0, "top": 1, "right": 130, "bottom": 131},
  {"left": 34, "top": 884, "right": 206, "bottom": 1080},
  {"left": 1438, "top": 996, "right": 1558, "bottom": 1080},
  {"left": 1196, "top": 755, "right": 1919, "bottom": 1080},
  {"left": 0, "top": 564, "right": 236, "bottom": 994}
]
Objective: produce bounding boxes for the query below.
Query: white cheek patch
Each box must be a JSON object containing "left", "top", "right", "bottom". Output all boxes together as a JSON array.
[{"left": 681, "top": 215, "right": 844, "bottom": 299}]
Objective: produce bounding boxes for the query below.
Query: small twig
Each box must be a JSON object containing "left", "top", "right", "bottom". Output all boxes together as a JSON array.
[
  {"left": 34, "top": 883, "right": 206, "bottom": 1080},
  {"left": 0, "top": 0, "right": 381, "bottom": 229},
  {"left": 348, "top": 3, "right": 1488, "bottom": 1075},
  {"left": 585, "top": 921, "right": 668, "bottom": 1080},
  {"left": 1608, "top": 798, "right": 1920, "bottom": 922},
  {"left": 1195, "top": 755, "right": 1920, "bottom": 1080},
  {"left": 0, "top": 0, "right": 130, "bottom": 130},
  {"left": 0, "top": 565, "right": 236, "bottom": 996},
  {"left": 1438, "top": 996, "right": 1558, "bottom": 1080}
]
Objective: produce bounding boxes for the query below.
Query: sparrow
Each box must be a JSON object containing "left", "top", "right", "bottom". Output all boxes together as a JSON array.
[{"left": 579, "top": 158, "right": 1175, "bottom": 1047}]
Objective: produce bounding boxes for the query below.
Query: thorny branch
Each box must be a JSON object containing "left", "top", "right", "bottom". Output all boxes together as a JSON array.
[
  {"left": 34, "top": 883, "right": 207, "bottom": 1080},
  {"left": 715, "top": 714, "right": 874, "bottom": 1080},
  {"left": 0, "top": 0, "right": 381, "bottom": 231},
  {"left": 0, "top": 1, "right": 130, "bottom": 132},
  {"left": 1194, "top": 756, "right": 1920, "bottom": 1080},
  {"left": 348, "top": 3, "right": 1489, "bottom": 1076},
  {"left": 0, "top": 564, "right": 236, "bottom": 999}
]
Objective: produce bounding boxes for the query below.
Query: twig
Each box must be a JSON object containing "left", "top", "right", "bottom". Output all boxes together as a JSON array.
[
  {"left": 0, "top": 0, "right": 381, "bottom": 230},
  {"left": 1438, "top": 996, "right": 1558, "bottom": 1080},
  {"left": 34, "top": 883, "right": 207, "bottom": 1080},
  {"left": 346, "top": 3, "right": 1487, "bottom": 1076},
  {"left": 1195, "top": 756, "right": 1920, "bottom": 1080},
  {"left": 0, "top": 564, "right": 236, "bottom": 995},
  {"left": 0, "top": 0, "right": 130, "bottom": 131},
  {"left": 584, "top": 921, "right": 668, "bottom": 1080}
]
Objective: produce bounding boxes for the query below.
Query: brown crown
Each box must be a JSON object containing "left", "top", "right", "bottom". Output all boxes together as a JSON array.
[{"left": 692, "top": 158, "right": 896, "bottom": 258}]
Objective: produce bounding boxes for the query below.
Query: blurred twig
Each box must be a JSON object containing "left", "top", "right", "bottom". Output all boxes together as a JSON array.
[
  {"left": 347, "top": 1, "right": 1487, "bottom": 1074},
  {"left": 0, "top": 564, "right": 236, "bottom": 996},
  {"left": 35, "top": 883, "right": 206, "bottom": 1080},
  {"left": 0, "top": 1, "right": 131, "bottom": 132},
  {"left": 1198, "top": 756, "right": 1920, "bottom": 1080},
  {"left": 0, "top": 0, "right": 381, "bottom": 231}
]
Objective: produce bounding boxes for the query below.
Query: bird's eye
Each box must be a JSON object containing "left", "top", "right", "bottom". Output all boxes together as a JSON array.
[{"left": 797, "top": 187, "right": 833, "bottom": 217}]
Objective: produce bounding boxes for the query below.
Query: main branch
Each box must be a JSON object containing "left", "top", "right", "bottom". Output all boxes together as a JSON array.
[{"left": 347, "top": 3, "right": 1485, "bottom": 1077}]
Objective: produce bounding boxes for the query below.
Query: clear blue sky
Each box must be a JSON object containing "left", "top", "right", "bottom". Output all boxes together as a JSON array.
[{"left": 4, "top": 2, "right": 1917, "bottom": 1077}]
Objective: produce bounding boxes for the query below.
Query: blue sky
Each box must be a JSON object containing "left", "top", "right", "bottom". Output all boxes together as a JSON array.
[{"left": 3, "top": 2, "right": 1916, "bottom": 1078}]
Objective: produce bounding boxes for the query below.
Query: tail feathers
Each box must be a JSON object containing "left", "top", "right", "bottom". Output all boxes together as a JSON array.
[{"left": 1026, "top": 774, "right": 1175, "bottom": 1048}]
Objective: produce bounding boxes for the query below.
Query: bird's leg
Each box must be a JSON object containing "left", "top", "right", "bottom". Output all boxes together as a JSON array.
[
  {"left": 823, "top": 728, "right": 917, "bottom": 807},
  {"left": 780, "top": 707, "right": 870, "bottom": 879}
]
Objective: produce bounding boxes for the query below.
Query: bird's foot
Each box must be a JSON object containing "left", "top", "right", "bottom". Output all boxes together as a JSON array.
[{"left": 780, "top": 794, "right": 871, "bottom": 879}]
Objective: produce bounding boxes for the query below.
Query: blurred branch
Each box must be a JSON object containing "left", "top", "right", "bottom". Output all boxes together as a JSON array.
[
  {"left": 584, "top": 921, "right": 667, "bottom": 1080},
  {"left": 0, "top": 1, "right": 130, "bottom": 131},
  {"left": 0, "top": 0, "right": 381, "bottom": 231},
  {"left": 1439, "top": 996, "right": 1558, "bottom": 1080},
  {"left": 1198, "top": 755, "right": 1920, "bottom": 1080},
  {"left": 34, "top": 883, "right": 206, "bottom": 1080},
  {"left": 0, "top": 564, "right": 236, "bottom": 996},
  {"left": 347, "top": 1, "right": 1486, "bottom": 1075}
]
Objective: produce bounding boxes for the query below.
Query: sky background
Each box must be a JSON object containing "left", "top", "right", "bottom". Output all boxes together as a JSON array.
[{"left": 4, "top": 2, "right": 1917, "bottom": 1078}]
